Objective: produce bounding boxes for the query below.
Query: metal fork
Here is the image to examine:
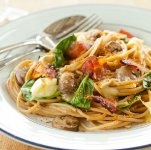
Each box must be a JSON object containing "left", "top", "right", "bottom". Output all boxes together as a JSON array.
[{"left": 0, "top": 14, "right": 102, "bottom": 66}]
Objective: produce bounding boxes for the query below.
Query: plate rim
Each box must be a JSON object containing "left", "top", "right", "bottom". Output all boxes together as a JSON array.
[{"left": 1, "top": 127, "right": 151, "bottom": 150}]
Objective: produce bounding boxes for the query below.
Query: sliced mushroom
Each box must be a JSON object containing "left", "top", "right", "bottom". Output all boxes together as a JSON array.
[
  {"left": 15, "top": 66, "right": 30, "bottom": 86},
  {"left": 104, "top": 41, "right": 122, "bottom": 55},
  {"left": 52, "top": 116, "right": 80, "bottom": 131},
  {"left": 116, "top": 66, "right": 140, "bottom": 81},
  {"left": 59, "top": 72, "right": 75, "bottom": 94}
]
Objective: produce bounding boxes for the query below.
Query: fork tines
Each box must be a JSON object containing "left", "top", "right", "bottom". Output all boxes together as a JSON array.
[{"left": 56, "top": 14, "right": 103, "bottom": 40}]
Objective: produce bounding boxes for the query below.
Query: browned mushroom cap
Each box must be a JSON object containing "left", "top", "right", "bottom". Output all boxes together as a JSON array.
[
  {"left": 52, "top": 116, "right": 80, "bottom": 131},
  {"left": 15, "top": 66, "right": 30, "bottom": 86},
  {"left": 104, "top": 41, "right": 122, "bottom": 55},
  {"left": 116, "top": 66, "right": 140, "bottom": 81},
  {"left": 58, "top": 72, "right": 75, "bottom": 94}
]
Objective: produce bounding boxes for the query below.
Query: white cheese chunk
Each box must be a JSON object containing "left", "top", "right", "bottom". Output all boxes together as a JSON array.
[{"left": 30, "top": 78, "right": 58, "bottom": 99}]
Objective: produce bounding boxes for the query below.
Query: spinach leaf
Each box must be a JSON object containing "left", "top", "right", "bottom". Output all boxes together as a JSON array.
[
  {"left": 121, "top": 38, "right": 129, "bottom": 44},
  {"left": 118, "top": 95, "right": 141, "bottom": 110},
  {"left": 68, "top": 75, "right": 94, "bottom": 109},
  {"left": 54, "top": 34, "right": 76, "bottom": 68},
  {"left": 21, "top": 79, "right": 35, "bottom": 101},
  {"left": 143, "top": 72, "right": 151, "bottom": 89}
]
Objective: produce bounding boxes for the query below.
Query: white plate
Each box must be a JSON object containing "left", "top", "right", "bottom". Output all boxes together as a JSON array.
[{"left": 1, "top": 4, "right": 151, "bottom": 150}]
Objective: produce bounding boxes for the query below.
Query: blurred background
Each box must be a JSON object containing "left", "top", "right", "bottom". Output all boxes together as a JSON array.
[
  {"left": 0, "top": 0, "right": 151, "bottom": 150},
  {"left": 0, "top": 0, "right": 151, "bottom": 26}
]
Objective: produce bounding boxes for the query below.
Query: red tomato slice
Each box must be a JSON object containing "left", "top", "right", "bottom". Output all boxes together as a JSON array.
[
  {"left": 81, "top": 56, "right": 106, "bottom": 80},
  {"left": 81, "top": 56, "right": 96, "bottom": 77},
  {"left": 119, "top": 29, "right": 134, "bottom": 38},
  {"left": 67, "top": 42, "right": 90, "bottom": 59}
]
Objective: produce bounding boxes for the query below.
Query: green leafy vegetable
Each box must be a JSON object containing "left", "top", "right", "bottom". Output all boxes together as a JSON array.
[
  {"left": 121, "top": 38, "right": 129, "bottom": 44},
  {"left": 118, "top": 95, "right": 141, "bottom": 110},
  {"left": 68, "top": 75, "right": 94, "bottom": 109},
  {"left": 142, "top": 72, "right": 151, "bottom": 89},
  {"left": 21, "top": 79, "right": 35, "bottom": 100},
  {"left": 54, "top": 34, "right": 76, "bottom": 68},
  {"left": 38, "top": 55, "right": 41, "bottom": 60}
]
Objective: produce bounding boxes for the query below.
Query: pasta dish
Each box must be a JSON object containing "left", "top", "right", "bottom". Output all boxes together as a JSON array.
[{"left": 7, "top": 29, "right": 151, "bottom": 132}]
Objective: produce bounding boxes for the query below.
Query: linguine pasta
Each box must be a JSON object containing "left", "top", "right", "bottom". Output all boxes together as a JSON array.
[{"left": 7, "top": 29, "right": 151, "bottom": 132}]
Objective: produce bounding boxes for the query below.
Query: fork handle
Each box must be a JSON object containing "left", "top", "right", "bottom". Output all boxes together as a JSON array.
[
  {"left": 0, "top": 51, "right": 31, "bottom": 66},
  {"left": 0, "top": 49, "right": 42, "bottom": 68},
  {"left": 0, "top": 39, "right": 43, "bottom": 54}
]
